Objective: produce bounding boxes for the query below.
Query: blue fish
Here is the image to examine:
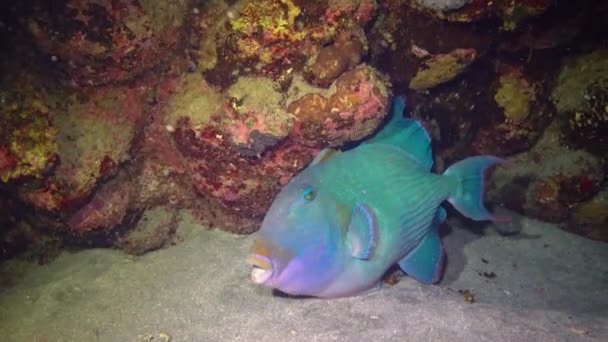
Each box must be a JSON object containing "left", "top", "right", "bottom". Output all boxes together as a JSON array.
[{"left": 246, "top": 96, "right": 504, "bottom": 298}]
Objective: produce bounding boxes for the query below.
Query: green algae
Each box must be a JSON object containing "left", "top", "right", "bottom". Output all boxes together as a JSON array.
[
  {"left": 494, "top": 71, "right": 536, "bottom": 123},
  {"left": 0, "top": 75, "right": 59, "bottom": 183},
  {"left": 409, "top": 49, "right": 476, "bottom": 91},
  {"left": 53, "top": 91, "right": 140, "bottom": 195},
  {"left": 163, "top": 73, "right": 224, "bottom": 129},
  {"left": 551, "top": 49, "right": 608, "bottom": 113}
]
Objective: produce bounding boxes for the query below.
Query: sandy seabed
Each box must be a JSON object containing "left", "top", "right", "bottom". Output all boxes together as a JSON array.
[{"left": 1, "top": 210, "right": 607, "bottom": 342}]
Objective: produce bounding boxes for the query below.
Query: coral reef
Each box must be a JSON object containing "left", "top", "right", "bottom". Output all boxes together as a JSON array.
[
  {"left": 161, "top": 71, "right": 310, "bottom": 230},
  {"left": 409, "top": 48, "right": 478, "bottom": 91},
  {"left": 0, "top": 220, "right": 62, "bottom": 265},
  {"left": 561, "top": 87, "right": 608, "bottom": 153},
  {"left": 304, "top": 33, "right": 366, "bottom": 88},
  {"left": 412, "top": 0, "right": 472, "bottom": 12},
  {"left": 409, "top": 0, "right": 551, "bottom": 29},
  {"left": 132, "top": 98, "right": 193, "bottom": 211},
  {"left": 18, "top": 84, "right": 151, "bottom": 214},
  {"left": 26, "top": 0, "right": 189, "bottom": 86},
  {"left": 223, "top": 76, "right": 294, "bottom": 156},
  {"left": 1, "top": 0, "right": 607, "bottom": 257},
  {"left": 408, "top": 0, "right": 496, "bottom": 22},
  {"left": 564, "top": 187, "right": 608, "bottom": 242},
  {"left": 0, "top": 50, "right": 154, "bottom": 238},
  {"left": 65, "top": 171, "right": 135, "bottom": 234},
  {"left": 498, "top": 0, "right": 552, "bottom": 31},
  {"left": 472, "top": 65, "right": 553, "bottom": 156},
  {"left": 489, "top": 124, "right": 605, "bottom": 223},
  {"left": 287, "top": 65, "right": 391, "bottom": 147},
  {"left": 116, "top": 206, "right": 180, "bottom": 256},
  {"left": 172, "top": 122, "right": 314, "bottom": 226},
  {"left": 0, "top": 73, "right": 58, "bottom": 183},
  {"left": 551, "top": 49, "right": 608, "bottom": 154},
  {"left": 494, "top": 67, "right": 537, "bottom": 123},
  {"left": 551, "top": 49, "right": 608, "bottom": 114},
  {"left": 161, "top": 62, "right": 389, "bottom": 229},
  {"left": 196, "top": 0, "right": 377, "bottom": 88},
  {"left": 368, "top": 1, "right": 494, "bottom": 93}
]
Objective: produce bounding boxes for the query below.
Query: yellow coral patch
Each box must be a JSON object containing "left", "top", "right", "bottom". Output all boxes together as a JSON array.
[
  {"left": 409, "top": 49, "right": 477, "bottom": 91},
  {"left": 0, "top": 75, "right": 59, "bottom": 183},
  {"left": 494, "top": 71, "right": 536, "bottom": 123},
  {"left": 164, "top": 73, "right": 223, "bottom": 129}
]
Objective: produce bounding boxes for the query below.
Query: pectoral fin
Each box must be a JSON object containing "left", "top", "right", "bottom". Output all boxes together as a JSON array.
[
  {"left": 346, "top": 203, "right": 378, "bottom": 260},
  {"left": 398, "top": 227, "right": 444, "bottom": 284},
  {"left": 435, "top": 206, "right": 447, "bottom": 225}
]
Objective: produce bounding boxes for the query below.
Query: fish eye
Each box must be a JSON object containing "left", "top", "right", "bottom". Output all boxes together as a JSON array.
[{"left": 301, "top": 187, "right": 316, "bottom": 201}]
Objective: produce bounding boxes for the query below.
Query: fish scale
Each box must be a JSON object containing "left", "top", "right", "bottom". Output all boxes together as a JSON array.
[{"left": 311, "top": 143, "right": 448, "bottom": 268}]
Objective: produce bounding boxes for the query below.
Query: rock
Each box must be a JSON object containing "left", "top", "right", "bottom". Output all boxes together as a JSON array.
[
  {"left": 66, "top": 171, "right": 135, "bottom": 234},
  {"left": 18, "top": 84, "right": 151, "bottom": 214},
  {"left": 163, "top": 72, "right": 314, "bottom": 230},
  {"left": 163, "top": 64, "right": 389, "bottom": 229},
  {"left": 472, "top": 65, "right": 553, "bottom": 156},
  {"left": 199, "top": 0, "right": 377, "bottom": 88},
  {"left": 552, "top": 49, "right": 608, "bottom": 154},
  {"left": 551, "top": 49, "right": 608, "bottom": 114},
  {"left": 564, "top": 187, "right": 608, "bottom": 242},
  {"left": 411, "top": 0, "right": 472, "bottom": 13},
  {"left": 223, "top": 76, "right": 294, "bottom": 157},
  {"left": 409, "top": 0, "right": 551, "bottom": 29},
  {"left": 26, "top": 0, "right": 189, "bottom": 86},
  {"left": 304, "top": 32, "right": 366, "bottom": 87},
  {"left": 409, "top": 48, "right": 478, "bottom": 91},
  {"left": 0, "top": 73, "right": 58, "bottom": 183},
  {"left": 287, "top": 64, "right": 391, "bottom": 147},
  {"left": 489, "top": 123, "right": 604, "bottom": 224},
  {"left": 116, "top": 206, "right": 180, "bottom": 256},
  {"left": 368, "top": 1, "right": 494, "bottom": 93}
]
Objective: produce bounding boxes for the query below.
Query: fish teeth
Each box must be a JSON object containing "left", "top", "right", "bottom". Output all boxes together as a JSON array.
[{"left": 251, "top": 267, "right": 273, "bottom": 284}]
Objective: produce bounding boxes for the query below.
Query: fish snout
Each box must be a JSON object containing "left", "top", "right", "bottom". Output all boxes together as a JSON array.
[
  {"left": 246, "top": 254, "right": 274, "bottom": 284},
  {"left": 246, "top": 239, "right": 275, "bottom": 285}
]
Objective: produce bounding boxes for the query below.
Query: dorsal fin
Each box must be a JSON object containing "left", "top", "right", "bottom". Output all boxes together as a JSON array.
[
  {"left": 366, "top": 96, "right": 434, "bottom": 170},
  {"left": 311, "top": 148, "right": 342, "bottom": 165}
]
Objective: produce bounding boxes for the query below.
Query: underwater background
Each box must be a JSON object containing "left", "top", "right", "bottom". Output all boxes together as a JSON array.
[{"left": 0, "top": 0, "right": 607, "bottom": 341}]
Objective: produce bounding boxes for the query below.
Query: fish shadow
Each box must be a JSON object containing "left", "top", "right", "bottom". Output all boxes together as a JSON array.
[
  {"left": 438, "top": 207, "right": 540, "bottom": 285},
  {"left": 271, "top": 207, "right": 539, "bottom": 296},
  {"left": 271, "top": 289, "right": 318, "bottom": 299}
]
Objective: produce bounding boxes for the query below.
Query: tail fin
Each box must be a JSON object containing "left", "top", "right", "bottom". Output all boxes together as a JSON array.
[{"left": 443, "top": 156, "right": 507, "bottom": 223}]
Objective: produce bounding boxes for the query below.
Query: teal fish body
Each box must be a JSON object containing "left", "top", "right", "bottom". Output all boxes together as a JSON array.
[{"left": 247, "top": 97, "right": 503, "bottom": 298}]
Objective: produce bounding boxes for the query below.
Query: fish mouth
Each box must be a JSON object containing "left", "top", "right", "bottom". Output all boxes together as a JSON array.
[{"left": 246, "top": 254, "right": 274, "bottom": 285}]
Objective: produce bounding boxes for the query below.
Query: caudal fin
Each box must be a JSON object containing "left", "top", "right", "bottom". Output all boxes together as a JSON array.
[{"left": 443, "top": 156, "right": 507, "bottom": 222}]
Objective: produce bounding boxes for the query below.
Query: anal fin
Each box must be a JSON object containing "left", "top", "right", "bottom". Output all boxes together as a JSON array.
[{"left": 397, "top": 226, "right": 444, "bottom": 284}]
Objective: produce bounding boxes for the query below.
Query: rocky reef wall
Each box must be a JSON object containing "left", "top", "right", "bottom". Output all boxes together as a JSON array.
[{"left": 0, "top": 0, "right": 606, "bottom": 260}]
